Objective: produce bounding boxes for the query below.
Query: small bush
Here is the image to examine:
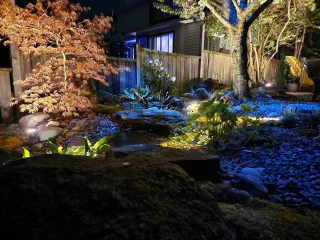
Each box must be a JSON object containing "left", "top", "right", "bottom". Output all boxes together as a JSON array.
[
  {"left": 141, "top": 59, "right": 177, "bottom": 104},
  {"left": 280, "top": 113, "right": 300, "bottom": 128}
]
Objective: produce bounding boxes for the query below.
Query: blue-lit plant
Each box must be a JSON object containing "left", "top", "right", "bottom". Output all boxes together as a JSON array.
[{"left": 141, "top": 59, "right": 177, "bottom": 104}]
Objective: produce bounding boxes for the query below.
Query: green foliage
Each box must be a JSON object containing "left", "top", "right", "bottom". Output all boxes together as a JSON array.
[
  {"left": 23, "top": 136, "right": 112, "bottom": 159},
  {"left": 164, "top": 100, "right": 261, "bottom": 150},
  {"left": 123, "top": 86, "right": 151, "bottom": 108},
  {"left": 187, "top": 98, "right": 238, "bottom": 149},
  {"left": 50, "top": 136, "right": 112, "bottom": 158},
  {"left": 22, "top": 147, "right": 31, "bottom": 158},
  {"left": 280, "top": 113, "right": 300, "bottom": 128},
  {"left": 204, "top": 15, "right": 227, "bottom": 41},
  {"left": 275, "top": 56, "right": 290, "bottom": 86},
  {"left": 141, "top": 59, "right": 177, "bottom": 104}
]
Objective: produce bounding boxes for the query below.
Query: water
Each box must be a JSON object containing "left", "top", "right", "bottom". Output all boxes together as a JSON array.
[{"left": 109, "top": 131, "right": 167, "bottom": 147}]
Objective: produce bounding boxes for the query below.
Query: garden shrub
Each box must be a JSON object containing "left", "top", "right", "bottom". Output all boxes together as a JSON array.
[
  {"left": 275, "top": 55, "right": 290, "bottom": 86},
  {"left": 187, "top": 98, "right": 238, "bottom": 149},
  {"left": 141, "top": 59, "right": 177, "bottom": 104},
  {"left": 163, "top": 100, "right": 260, "bottom": 151}
]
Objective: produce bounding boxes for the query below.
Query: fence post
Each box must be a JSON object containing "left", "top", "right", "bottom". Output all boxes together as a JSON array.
[
  {"left": 0, "top": 69, "right": 14, "bottom": 124},
  {"left": 10, "top": 44, "right": 24, "bottom": 121},
  {"left": 200, "top": 23, "right": 206, "bottom": 79},
  {"left": 135, "top": 44, "right": 141, "bottom": 86}
]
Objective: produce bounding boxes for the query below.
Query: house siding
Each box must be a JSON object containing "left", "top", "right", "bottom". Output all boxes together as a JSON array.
[
  {"left": 175, "top": 21, "right": 203, "bottom": 56},
  {"left": 116, "top": 5, "right": 150, "bottom": 36}
]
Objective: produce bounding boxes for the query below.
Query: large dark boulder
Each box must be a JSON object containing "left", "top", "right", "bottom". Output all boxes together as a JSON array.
[
  {"left": 114, "top": 109, "right": 186, "bottom": 132},
  {"left": 0, "top": 154, "right": 235, "bottom": 240}
]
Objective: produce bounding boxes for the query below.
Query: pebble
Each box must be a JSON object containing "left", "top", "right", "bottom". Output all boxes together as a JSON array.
[{"left": 221, "top": 124, "right": 320, "bottom": 209}]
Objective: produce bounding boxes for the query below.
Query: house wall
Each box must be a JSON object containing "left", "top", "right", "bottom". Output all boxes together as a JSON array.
[
  {"left": 134, "top": 21, "right": 203, "bottom": 56},
  {"left": 116, "top": 5, "right": 150, "bottom": 36},
  {"left": 175, "top": 21, "right": 203, "bottom": 56}
]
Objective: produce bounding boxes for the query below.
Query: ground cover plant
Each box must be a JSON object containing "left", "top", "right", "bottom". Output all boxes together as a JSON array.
[{"left": 23, "top": 136, "right": 112, "bottom": 158}]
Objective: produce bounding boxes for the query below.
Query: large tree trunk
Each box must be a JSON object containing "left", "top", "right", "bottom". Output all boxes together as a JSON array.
[{"left": 232, "top": 26, "right": 250, "bottom": 98}]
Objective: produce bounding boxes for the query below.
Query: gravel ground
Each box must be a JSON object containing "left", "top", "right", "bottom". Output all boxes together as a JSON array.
[{"left": 222, "top": 94, "right": 320, "bottom": 209}]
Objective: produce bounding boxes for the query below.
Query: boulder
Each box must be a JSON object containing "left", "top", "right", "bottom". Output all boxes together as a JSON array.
[
  {"left": 0, "top": 137, "right": 24, "bottom": 152},
  {"left": 0, "top": 154, "right": 235, "bottom": 240},
  {"left": 169, "top": 154, "right": 221, "bottom": 182},
  {"left": 18, "top": 112, "right": 50, "bottom": 130},
  {"left": 236, "top": 167, "right": 268, "bottom": 198},
  {"left": 171, "top": 97, "right": 185, "bottom": 109},
  {"left": 31, "top": 143, "right": 44, "bottom": 152},
  {"left": 0, "top": 137, "right": 24, "bottom": 162},
  {"left": 182, "top": 92, "right": 195, "bottom": 100},
  {"left": 195, "top": 88, "right": 211, "bottom": 100},
  {"left": 37, "top": 126, "right": 64, "bottom": 141},
  {"left": 93, "top": 104, "right": 123, "bottom": 114},
  {"left": 114, "top": 109, "right": 186, "bottom": 132},
  {"left": 282, "top": 104, "right": 320, "bottom": 115},
  {"left": 111, "top": 144, "right": 161, "bottom": 158},
  {"left": 55, "top": 136, "right": 65, "bottom": 146},
  {"left": 112, "top": 144, "right": 221, "bottom": 182},
  {"left": 64, "top": 131, "right": 78, "bottom": 139},
  {"left": 46, "top": 120, "right": 60, "bottom": 127}
]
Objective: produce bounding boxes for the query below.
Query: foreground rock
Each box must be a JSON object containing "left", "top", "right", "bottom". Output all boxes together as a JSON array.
[
  {"left": 0, "top": 154, "right": 234, "bottom": 240},
  {"left": 114, "top": 109, "right": 186, "bottom": 132},
  {"left": 111, "top": 144, "right": 221, "bottom": 182}
]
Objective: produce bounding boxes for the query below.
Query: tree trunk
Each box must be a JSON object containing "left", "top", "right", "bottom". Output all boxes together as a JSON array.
[{"left": 232, "top": 26, "right": 250, "bottom": 98}]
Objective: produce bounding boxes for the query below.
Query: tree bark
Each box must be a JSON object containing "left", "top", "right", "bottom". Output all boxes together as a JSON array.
[{"left": 232, "top": 25, "right": 250, "bottom": 98}]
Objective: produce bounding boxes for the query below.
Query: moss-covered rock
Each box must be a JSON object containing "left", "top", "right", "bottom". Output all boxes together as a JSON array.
[
  {"left": 219, "top": 200, "right": 320, "bottom": 240},
  {"left": 93, "top": 104, "right": 123, "bottom": 114},
  {"left": 0, "top": 154, "right": 235, "bottom": 240},
  {"left": 0, "top": 137, "right": 23, "bottom": 152}
]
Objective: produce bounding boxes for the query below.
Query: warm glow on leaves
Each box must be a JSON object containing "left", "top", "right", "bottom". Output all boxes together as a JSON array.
[{"left": 0, "top": 0, "right": 119, "bottom": 117}]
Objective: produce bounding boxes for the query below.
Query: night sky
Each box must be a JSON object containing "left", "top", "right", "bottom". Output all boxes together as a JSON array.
[{"left": 16, "top": 0, "right": 155, "bottom": 16}]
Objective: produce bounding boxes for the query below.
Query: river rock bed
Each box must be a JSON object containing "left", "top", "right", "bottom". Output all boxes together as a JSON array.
[{"left": 220, "top": 127, "right": 320, "bottom": 209}]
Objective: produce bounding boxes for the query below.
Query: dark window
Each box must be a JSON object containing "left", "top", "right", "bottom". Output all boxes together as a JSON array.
[
  {"left": 137, "top": 37, "right": 148, "bottom": 48},
  {"left": 149, "top": 33, "right": 173, "bottom": 53},
  {"left": 124, "top": 38, "right": 136, "bottom": 59}
]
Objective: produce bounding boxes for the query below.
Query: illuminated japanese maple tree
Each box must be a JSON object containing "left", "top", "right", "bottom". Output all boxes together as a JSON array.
[{"left": 0, "top": 0, "right": 118, "bottom": 117}]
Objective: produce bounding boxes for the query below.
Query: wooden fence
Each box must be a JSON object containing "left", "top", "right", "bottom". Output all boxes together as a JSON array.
[
  {"left": 201, "top": 51, "right": 233, "bottom": 85},
  {"left": 0, "top": 68, "right": 13, "bottom": 124},
  {"left": 202, "top": 50, "right": 281, "bottom": 86},
  {"left": 96, "top": 57, "right": 137, "bottom": 94},
  {"left": 139, "top": 47, "right": 201, "bottom": 94}
]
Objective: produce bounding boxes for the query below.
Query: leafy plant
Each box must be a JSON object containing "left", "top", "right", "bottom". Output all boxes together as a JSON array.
[
  {"left": 187, "top": 98, "right": 237, "bottom": 149},
  {"left": 22, "top": 136, "right": 112, "bottom": 158},
  {"left": 275, "top": 56, "right": 290, "bottom": 86},
  {"left": 22, "top": 147, "right": 31, "bottom": 158},
  {"left": 123, "top": 86, "right": 151, "bottom": 108},
  {"left": 141, "top": 59, "right": 177, "bottom": 104},
  {"left": 47, "top": 136, "right": 113, "bottom": 158},
  {"left": 0, "top": 0, "right": 120, "bottom": 117},
  {"left": 280, "top": 113, "right": 300, "bottom": 128}
]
